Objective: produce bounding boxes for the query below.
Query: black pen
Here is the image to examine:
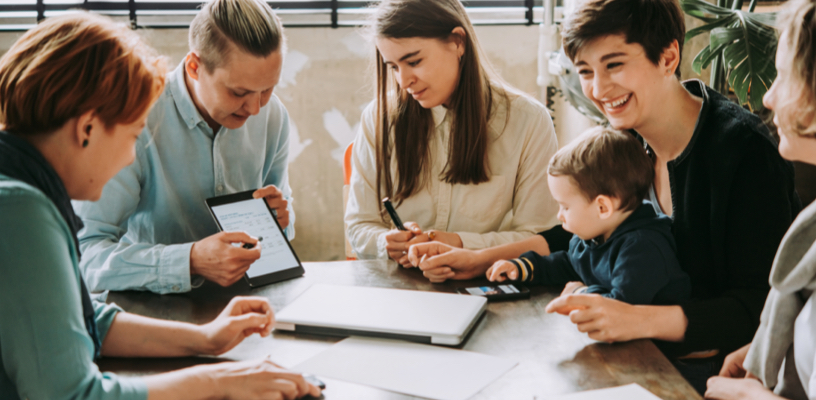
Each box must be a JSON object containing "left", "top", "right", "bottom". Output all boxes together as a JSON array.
[{"left": 382, "top": 197, "right": 407, "bottom": 231}]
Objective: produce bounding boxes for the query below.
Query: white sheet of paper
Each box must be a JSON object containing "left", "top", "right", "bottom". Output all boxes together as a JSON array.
[
  {"left": 292, "top": 337, "right": 517, "bottom": 400},
  {"left": 551, "top": 383, "right": 662, "bottom": 400}
]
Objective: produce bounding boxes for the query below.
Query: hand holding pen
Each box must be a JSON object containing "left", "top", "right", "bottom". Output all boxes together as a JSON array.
[
  {"left": 382, "top": 197, "right": 429, "bottom": 266},
  {"left": 382, "top": 198, "right": 462, "bottom": 267}
]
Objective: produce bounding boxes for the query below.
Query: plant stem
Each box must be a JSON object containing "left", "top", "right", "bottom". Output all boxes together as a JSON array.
[
  {"left": 710, "top": 55, "right": 728, "bottom": 96},
  {"left": 748, "top": 0, "right": 758, "bottom": 12}
]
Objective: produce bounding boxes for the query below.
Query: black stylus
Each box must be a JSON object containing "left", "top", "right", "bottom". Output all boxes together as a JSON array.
[{"left": 382, "top": 197, "right": 407, "bottom": 231}]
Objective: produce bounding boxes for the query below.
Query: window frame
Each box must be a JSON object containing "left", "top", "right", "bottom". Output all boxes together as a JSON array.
[{"left": 0, "top": 0, "right": 545, "bottom": 31}]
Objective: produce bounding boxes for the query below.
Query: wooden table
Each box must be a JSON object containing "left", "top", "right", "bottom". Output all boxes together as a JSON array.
[{"left": 100, "top": 260, "right": 702, "bottom": 400}]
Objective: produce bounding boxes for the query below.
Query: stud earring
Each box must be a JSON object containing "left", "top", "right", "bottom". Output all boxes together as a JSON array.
[{"left": 82, "top": 139, "right": 89, "bottom": 148}]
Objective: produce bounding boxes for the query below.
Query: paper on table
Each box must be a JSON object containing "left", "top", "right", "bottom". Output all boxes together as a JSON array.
[
  {"left": 292, "top": 337, "right": 517, "bottom": 400},
  {"left": 550, "top": 383, "right": 663, "bottom": 400}
]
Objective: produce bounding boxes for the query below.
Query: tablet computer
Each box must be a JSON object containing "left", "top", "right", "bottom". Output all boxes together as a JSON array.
[{"left": 205, "top": 190, "right": 305, "bottom": 287}]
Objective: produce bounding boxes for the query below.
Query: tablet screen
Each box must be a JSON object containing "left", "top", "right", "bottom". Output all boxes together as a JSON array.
[{"left": 210, "top": 198, "right": 299, "bottom": 278}]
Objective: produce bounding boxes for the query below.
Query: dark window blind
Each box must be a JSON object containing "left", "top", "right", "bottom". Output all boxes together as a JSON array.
[{"left": 0, "top": 0, "right": 546, "bottom": 31}]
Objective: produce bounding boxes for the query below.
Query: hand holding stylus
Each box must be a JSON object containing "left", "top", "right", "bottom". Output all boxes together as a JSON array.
[
  {"left": 385, "top": 222, "right": 428, "bottom": 267},
  {"left": 381, "top": 197, "right": 463, "bottom": 266}
]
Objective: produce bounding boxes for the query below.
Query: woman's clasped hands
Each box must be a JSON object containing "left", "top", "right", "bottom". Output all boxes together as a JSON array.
[{"left": 386, "top": 222, "right": 462, "bottom": 267}]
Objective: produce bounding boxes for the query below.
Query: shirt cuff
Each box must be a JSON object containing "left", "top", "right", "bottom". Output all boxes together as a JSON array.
[
  {"left": 509, "top": 258, "right": 534, "bottom": 282},
  {"left": 97, "top": 375, "right": 149, "bottom": 400},
  {"left": 376, "top": 231, "right": 389, "bottom": 260},
  {"left": 158, "top": 242, "right": 194, "bottom": 294},
  {"left": 286, "top": 201, "right": 296, "bottom": 240},
  {"left": 92, "top": 301, "right": 124, "bottom": 343},
  {"left": 457, "top": 232, "right": 487, "bottom": 250}
]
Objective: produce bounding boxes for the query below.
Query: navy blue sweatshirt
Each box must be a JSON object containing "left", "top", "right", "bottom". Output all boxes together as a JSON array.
[{"left": 510, "top": 202, "right": 691, "bottom": 305}]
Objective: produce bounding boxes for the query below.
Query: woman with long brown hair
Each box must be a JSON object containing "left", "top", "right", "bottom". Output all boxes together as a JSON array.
[{"left": 345, "top": 0, "right": 559, "bottom": 264}]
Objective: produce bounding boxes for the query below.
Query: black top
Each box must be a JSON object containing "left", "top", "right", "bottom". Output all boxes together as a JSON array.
[
  {"left": 539, "top": 80, "right": 801, "bottom": 358},
  {"left": 512, "top": 202, "right": 690, "bottom": 305}
]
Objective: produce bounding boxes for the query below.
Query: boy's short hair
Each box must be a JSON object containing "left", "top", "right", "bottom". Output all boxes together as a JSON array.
[
  {"left": 561, "top": 0, "right": 685, "bottom": 78},
  {"left": 0, "top": 12, "right": 166, "bottom": 135},
  {"left": 549, "top": 126, "right": 654, "bottom": 212},
  {"left": 189, "top": 0, "right": 285, "bottom": 72}
]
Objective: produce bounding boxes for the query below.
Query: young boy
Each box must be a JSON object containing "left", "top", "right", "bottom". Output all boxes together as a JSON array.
[{"left": 487, "top": 127, "right": 690, "bottom": 306}]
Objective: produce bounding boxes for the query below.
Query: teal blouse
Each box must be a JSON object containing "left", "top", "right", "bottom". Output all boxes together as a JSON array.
[{"left": 0, "top": 175, "right": 147, "bottom": 400}]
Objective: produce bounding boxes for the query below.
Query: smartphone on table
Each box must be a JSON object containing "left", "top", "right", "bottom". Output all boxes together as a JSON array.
[{"left": 456, "top": 284, "right": 531, "bottom": 301}]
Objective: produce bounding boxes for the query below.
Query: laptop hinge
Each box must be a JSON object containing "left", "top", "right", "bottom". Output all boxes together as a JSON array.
[{"left": 293, "top": 325, "right": 432, "bottom": 344}]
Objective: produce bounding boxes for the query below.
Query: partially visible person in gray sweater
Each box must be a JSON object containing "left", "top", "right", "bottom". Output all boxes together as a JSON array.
[{"left": 705, "top": 0, "right": 816, "bottom": 399}]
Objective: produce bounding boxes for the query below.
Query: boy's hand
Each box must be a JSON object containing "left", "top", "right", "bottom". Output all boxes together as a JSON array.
[
  {"left": 486, "top": 260, "right": 518, "bottom": 282},
  {"left": 561, "top": 281, "right": 587, "bottom": 297}
]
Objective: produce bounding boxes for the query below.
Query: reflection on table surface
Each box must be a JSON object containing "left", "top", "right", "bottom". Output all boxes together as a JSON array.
[{"left": 101, "top": 260, "right": 702, "bottom": 400}]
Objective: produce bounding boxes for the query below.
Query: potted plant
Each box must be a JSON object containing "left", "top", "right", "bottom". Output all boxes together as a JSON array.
[
  {"left": 681, "top": 0, "right": 777, "bottom": 111},
  {"left": 681, "top": 0, "right": 816, "bottom": 205}
]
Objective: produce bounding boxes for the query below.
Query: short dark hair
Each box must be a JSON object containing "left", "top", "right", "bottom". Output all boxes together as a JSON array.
[
  {"left": 561, "top": 0, "right": 685, "bottom": 78},
  {"left": 0, "top": 13, "right": 166, "bottom": 135},
  {"left": 548, "top": 126, "right": 654, "bottom": 212}
]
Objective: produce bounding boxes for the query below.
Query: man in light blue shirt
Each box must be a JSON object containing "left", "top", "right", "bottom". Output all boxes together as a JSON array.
[{"left": 75, "top": 0, "right": 295, "bottom": 294}]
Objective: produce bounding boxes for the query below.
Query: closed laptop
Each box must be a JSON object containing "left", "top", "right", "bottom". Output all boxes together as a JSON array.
[{"left": 275, "top": 284, "right": 487, "bottom": 346}]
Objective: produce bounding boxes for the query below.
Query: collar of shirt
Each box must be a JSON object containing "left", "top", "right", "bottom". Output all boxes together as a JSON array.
[
  {"left": 168, "top": 62, "right": 209, "bottom": 133},
  {"left": 432, "top": 105, "right": 448, "bottom": 128}
]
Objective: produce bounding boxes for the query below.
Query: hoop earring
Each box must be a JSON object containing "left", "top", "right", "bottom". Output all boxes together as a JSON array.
[{"left": 82, "top": 139, "right": 89, "bottom": 148}]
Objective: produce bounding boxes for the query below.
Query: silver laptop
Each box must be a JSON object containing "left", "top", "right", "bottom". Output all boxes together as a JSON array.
[{"left": 275, "top": 284, "right": 487, "bottom": 346}]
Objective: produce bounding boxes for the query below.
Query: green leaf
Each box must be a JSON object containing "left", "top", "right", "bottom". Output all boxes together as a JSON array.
[
  {"left": 702, "top": 42, "right": 728, "bottom": 68},
  {"left": 685, "top": 10, "right": 724, "bottom": 23},
  {"left": 748, "top": 12, "right": 777, "bottom": 28},
  {"left": 710, "top": 12, "right": 777, "bottom": 110},
  {"left": 681, "top": 0, "right": 735, "bottom": 17},
  {"left": 681, "top": 0, "right": 778, "bottom": 110},
  {"left": 692, "top": 46, "right": 712, "bottom": 75},
  {"left": 685, "top": 16, "right": 734, "bottom": 42},
  {"left": 710, "top": 26, "right": 743, "bottom": 49}
]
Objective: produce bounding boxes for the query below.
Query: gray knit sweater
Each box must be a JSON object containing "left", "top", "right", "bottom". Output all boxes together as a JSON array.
[{"left": 745, "top": 199, "right": 816, "bottom": 399}]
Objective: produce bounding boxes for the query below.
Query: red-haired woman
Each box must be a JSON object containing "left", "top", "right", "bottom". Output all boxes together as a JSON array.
[{"left": 0, "top": 13, "right": 319, "bottom": 400}]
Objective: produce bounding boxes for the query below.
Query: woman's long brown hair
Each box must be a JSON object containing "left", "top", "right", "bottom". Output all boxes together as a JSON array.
[{"left": 372, "top": 0, "right": 509, "bottom": 217}]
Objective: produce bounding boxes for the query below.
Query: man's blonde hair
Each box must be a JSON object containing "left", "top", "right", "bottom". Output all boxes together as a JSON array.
[{"left": 189, "top": 0, "right": 285, "bottom": 71}]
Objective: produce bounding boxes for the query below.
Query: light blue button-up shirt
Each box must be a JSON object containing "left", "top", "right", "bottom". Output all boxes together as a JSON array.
[{"left": 74, "top": 63, "right": 295, "bottom": 294}]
